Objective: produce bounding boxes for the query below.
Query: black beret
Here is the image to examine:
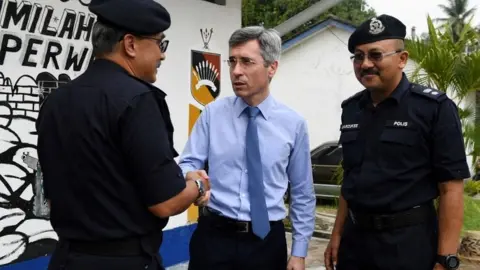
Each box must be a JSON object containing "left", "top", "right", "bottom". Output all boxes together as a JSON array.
[
  {"left": 88, "top": 0, "right": 171, "bottom": 36},
  {"left": 348, "top": 14, "right": 406, "bottom": 53}
]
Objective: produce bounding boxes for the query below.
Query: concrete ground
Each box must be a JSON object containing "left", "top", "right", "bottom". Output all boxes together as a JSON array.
[
  {"left": 166, "top": 231, "right": 478, "bottom": 270},
  {"left": 166, "top": 232, "right": 328, "bottom": 270}
]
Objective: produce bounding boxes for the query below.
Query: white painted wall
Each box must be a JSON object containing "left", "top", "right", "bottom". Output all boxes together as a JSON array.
[
  {"left": 0, "top": 0, "right": 240, "bottom": 266},
  {"left": 271, "top": 26, "right": 362, "bottom": 149}
]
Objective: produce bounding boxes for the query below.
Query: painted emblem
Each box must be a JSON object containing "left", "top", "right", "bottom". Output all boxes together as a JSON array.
[{"left": 200, "top": 28, "right": 213, "bottom": 50}]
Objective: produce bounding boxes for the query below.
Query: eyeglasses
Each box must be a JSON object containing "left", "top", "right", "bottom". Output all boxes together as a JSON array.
[
  {"left": 150, "top": 38, "right": 169, "bottom": 53},
  {"left": 350, "top": 50, "right": 402, "bottom": 63},
  {"left": 226, "top": 57, "right": 268, "bottom": 68},
  {"left": 159, "top": 39, "right": 169, "bottom": 53},
  {"left": 139, "top": 37, "right": 169, "bottom": 53}
]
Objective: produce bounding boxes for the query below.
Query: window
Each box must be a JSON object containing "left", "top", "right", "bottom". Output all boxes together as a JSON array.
[{"left": 312, "top": 146, "right": 342, "bottom": 166}]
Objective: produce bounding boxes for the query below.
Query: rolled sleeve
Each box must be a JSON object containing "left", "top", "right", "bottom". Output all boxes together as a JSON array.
[
  {"left": 286, "top": 119, "right": 316, "bottom": 257},
  {"left": 432, "top": 99, "right": 470, "bottom": 182},
  {"left": 120, "top": 92, "right": 186, "bottom": 206}
]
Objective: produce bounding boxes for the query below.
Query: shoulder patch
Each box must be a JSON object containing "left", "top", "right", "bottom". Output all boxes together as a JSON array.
[
  {"left": 341, "top": 90, "right": 365, "bottom": 108},
  {"left": 410, "top": 84, "right": 448, "bottom": 102}
]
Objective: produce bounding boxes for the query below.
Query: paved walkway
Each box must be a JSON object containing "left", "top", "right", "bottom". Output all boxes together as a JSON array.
[{"left": 167, "top": 231, "right": 477, "bottom": 269}]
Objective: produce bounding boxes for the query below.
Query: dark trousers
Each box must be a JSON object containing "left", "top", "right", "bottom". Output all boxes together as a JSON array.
[
  {"left": 47, "top": 239, "right": 164, "bottom": 270},
  {"left": 336, "top": 216, "right": 438, "bottom": 270},
  {"left": 188, "top": 215, "right": 288, "bottom": 270}
]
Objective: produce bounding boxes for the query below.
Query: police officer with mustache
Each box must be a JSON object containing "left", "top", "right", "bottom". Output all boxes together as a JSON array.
[{"left": 324, "top": 14, "right": 469, "bottom": 270}]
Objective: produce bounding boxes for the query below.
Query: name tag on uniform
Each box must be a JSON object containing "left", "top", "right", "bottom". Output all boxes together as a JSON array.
[
  {"left": 385, "top": 120, "right": 412, "bottom": 128},
  {"left": 340, "top": 123, "right": 360, "bottom": 131}
]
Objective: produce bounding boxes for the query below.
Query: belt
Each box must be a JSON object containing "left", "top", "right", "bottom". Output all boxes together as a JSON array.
[
  {"left": 66, "top": 231, "right": 163, "bottom": 256},
  {"left": 68, "top": 237, "right": 144, "bottom": 256},
  {"left": 48, "top": 232, "right": 164, "bottom": 269},
  {"left": 201, "top": 207, "right": 282, "bottom": 233},
  {"left": 348, "top": 203, "right": 435, "bottom": 231}
]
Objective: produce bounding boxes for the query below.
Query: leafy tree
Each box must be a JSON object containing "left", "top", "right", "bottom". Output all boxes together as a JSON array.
[
  {"left": 436, "top": 0, "right": 477, "bottom": 42},
  {"left": 242, "top": 0, "right": 376, "bottom": 38},
  {"left": 406, "top": 16, "right": 480, "bottom": 164}
]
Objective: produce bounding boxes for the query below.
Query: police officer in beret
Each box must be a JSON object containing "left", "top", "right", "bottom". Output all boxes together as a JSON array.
[
  {"left": 324, "top": 14, "right": 470, "bottom": 270},
  {"left": 36, "top": 0, "right": 210, "bottom": 269}
]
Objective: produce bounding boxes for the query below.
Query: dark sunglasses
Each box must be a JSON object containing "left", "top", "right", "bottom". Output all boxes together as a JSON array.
[
  {"left": 350, "top": 50, "right": 402, "bottom": 63},
  {"left": 118, "top": 34, "right": 169, "bottom": 53},
  {"left": 146, "top": 38, "right": 169, "bottom": 53},
  {"left": 134, "top": 36, "right": 169, "bottom": 53}
]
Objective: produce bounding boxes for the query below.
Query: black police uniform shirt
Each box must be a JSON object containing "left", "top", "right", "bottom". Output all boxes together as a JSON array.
[
  {"left": 36, "top": 59, "right": 186, "bottom": 241},
  {"left": 339, "top": 73, "right": 470, "bottom": 213}
]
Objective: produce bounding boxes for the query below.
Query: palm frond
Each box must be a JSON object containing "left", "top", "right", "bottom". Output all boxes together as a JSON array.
[{"left": 406, "top": 14, "right": 480, "bottom": 165}]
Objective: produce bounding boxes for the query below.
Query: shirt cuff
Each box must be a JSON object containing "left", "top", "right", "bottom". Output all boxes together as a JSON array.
[
  {"left": 179, "top": 165, "right": 194, "bottom": 179},
  {"left": 291, "top": 240, "right": 309, "bottom": 257}
]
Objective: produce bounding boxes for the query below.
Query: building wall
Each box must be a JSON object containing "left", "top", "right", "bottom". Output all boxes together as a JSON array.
[
  {"left": 271, "top": 26, "right": 363, "bottom": 149},
  {"left": 271, "top": 25, "right": 427, "bottom": 150},
  {"left": 0, "top": 0, "right": 240, "bottom": 268}
]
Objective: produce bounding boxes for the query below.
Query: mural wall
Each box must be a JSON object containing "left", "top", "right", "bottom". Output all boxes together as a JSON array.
[
  {"left": 0, "top": 0, "right": 94, "bottom": 266},
  {"left": 186, "top": 28, "right": 222, "bottom": 221}
]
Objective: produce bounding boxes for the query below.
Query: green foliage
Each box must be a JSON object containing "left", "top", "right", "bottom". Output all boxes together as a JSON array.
[
  {"left": 242, "top": 0, "right": 376, "bottom": 39},
  {"left": 464, "top": 180, "right": 480, "bottom": 196},
  {"left": 331, "top": 160, "right": 344, "bottom": 185},
  {"left": 435, "top": 0, "right": 477, "bottom": 42},
  {"left": 406, "top": 16, "right": 480, "bottom": 162},
  {"left": 463, "top": 195, "right": 480, "bottom": 231}
]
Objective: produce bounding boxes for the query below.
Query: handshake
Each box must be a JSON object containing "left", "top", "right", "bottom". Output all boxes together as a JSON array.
[{"left": 186, "top": 170, "right": 211, "bottom": 207}]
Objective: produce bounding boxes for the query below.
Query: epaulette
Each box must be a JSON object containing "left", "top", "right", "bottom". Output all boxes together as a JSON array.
[
  {"left": 341, "top": 90, "right": 365, "bottom": 108},
  {"left": 410, "top": 84, "right": 448, "bottom": 103}
]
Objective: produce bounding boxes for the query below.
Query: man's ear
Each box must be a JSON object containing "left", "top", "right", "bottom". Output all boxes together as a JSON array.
[
  {"left": 399, "top": 51, "right": 409, "bottom": 69},
  {"left": 123, "top": 34, "right": 137, "bottom": 58},
  {"left": 268, "top": 60, "right": 279, "bottom": 79}
]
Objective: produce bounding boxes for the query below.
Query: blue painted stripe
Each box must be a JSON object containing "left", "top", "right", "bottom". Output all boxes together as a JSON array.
[
  {"left": 0, "top": 223, "right": 197, "bottom": 270},
  {"left": 282, "top": 19, "right": 356, "bottom": 51}
]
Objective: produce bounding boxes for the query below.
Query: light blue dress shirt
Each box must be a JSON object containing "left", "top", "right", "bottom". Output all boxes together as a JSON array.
[{"left": 178, "top": 94, "right": 316, "bottom": 257}]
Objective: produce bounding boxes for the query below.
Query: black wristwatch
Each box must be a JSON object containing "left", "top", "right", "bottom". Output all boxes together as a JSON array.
[
  {"left": 437, "top": 254, "right": 460, "bottom": 270},
  {"left": 194, "top": 179, "right": 205, "bottom": 198}
]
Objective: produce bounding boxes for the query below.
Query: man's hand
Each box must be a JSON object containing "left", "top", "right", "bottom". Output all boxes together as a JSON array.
[
  {"left": 287, "top": 256, "right": 305, "bottom": 270},
  {"left": 324, "top": 233, "right": 341, "bottom": 270},
  {"left": 194, "top": 190, "right": 210, "bottom": 206},
  {"left": 186, "top": 170, "right": 210, "bottom": 187},
  {"left": 433, "top": 263, "right": 446, "bottom": 270},
  {"left": 186, "top": 170, "right": 209, "bottom": 182},
  {"left": 186, "top": 170, "right": 211, "bottom": 202}
]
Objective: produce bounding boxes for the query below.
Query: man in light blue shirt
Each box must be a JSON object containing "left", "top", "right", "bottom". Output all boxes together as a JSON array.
[{"left": 179, "top": 26, "right": 316, "bottom": 270}]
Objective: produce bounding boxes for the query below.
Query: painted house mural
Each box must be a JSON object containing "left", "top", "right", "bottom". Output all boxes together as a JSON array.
[{"left": 0, "top": 0, "right": 95, "bottom": 266}]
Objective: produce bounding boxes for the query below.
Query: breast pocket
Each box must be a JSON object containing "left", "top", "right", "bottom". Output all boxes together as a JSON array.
[
  {"left": 379, "top": 127, "right": 421, "bottom": 168},
  {"left": 339, "top": 130, "right": 362, "bottom": 169}
]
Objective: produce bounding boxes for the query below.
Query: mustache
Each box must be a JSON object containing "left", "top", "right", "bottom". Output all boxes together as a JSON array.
[{"left": 361, "top": 69, "right": 380, "bottom": 77}]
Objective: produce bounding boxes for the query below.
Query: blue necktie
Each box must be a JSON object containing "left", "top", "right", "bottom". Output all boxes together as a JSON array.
[{"left": 246, "top": 106, "right": 270, "bottom": 239}]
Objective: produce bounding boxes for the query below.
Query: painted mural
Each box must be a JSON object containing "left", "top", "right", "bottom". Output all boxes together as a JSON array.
[
  {"left": 187, "top": 28, "right": 222, "bottom": 221},
  {"left": 0, "top": 0, "right": 95, "bottom": 266}
]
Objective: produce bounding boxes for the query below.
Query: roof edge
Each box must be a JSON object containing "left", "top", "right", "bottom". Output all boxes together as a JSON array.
[{"left": 281, "top": 14, "right": 357, "bottom": 51}]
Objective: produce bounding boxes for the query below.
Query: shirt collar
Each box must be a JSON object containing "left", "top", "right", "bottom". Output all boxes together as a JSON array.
[
  {"left": 91, "top": 58, "right": 167, "bottom": 98},
  {"left": 233, "top": 94, "right": 275, "bottom": 120},
  {"left": 359, "top": 72, "right": 410, "bottom": 108}
]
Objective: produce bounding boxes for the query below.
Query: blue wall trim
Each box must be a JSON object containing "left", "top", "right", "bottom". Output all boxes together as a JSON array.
[
  {"left": 282, "top": 19, "right": 356, "bottom": 51},
  {"left": 0, "top": 223, "right": 197, "bottom": 270}
]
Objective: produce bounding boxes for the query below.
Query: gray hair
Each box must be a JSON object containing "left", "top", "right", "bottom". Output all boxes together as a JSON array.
[
  {"left": 228, "top": 26, "right": 282, "bottom": 64},
  {"left": 91, "top": 21, "right": 125, "bottom": 56}
]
